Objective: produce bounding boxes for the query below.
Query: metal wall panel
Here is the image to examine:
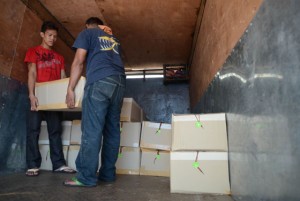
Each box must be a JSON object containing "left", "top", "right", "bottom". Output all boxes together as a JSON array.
[
  {"left": 193, "top": 1, "right": 300, "bottom": 200},
  {"left": 0, "top": 76, "right": 28, "bottom": 174},
  {"left": 125, "top": 78, "right": 190, "bottom": 123}
]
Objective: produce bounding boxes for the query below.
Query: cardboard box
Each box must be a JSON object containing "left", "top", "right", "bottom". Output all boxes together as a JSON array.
[
  {"left": 116, "top": 147, "right": 140, "bottom": 175},
  {"left": 120, "top": 122, "right": 141, "bottom": 147},
  {"left": 120, "top": 98, "right": 141, "bottom": 122},
  {"left": 35, "top": 76, "right": 85, "bottom": 111},
  {"left": 67, "top": 145, "right": 79, "bottom": 170},
  {"left": 140, "top": 121, "right": 172, "bottom": 151},
  {"left": 172, "top": 113, "right": 228, "bottom": 151},
  {"left": 39, "top": 121, "right": 48, "bottom": 144},
  {"left": 67, "top": 145, "right": 102, "bottom": 171},
  {"left": 140, "top": 148, "right": 170, "bottom": 177},
  {"left": 70, "top": 120, "right": 82, "bottom": 145},
  {"left": 38, "top": 121, "right": 72, "bottom": 145},
  {"left": 39, "top": 145, "right": 68, "bottom": 170},
  {"left": 170, "top": 151, "right": 230, "bottom": 194}
]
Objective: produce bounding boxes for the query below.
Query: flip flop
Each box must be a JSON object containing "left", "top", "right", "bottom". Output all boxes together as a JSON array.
[
  {"left": 63, "top": 177, "right": 96, "bottom": 187},
  {"left": 54, "top": 166, "right": 76, "bottom": 174},
  {"left": 26, "top": 168, "right": 39, "bottom": 177}
]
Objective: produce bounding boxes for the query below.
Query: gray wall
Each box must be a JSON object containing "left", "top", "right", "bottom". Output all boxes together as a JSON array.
[
  {"left": 125, "top": 78, "right": 190, "bottom": 123},
  {"left": 193, "top": 1, "right": 300, "bottom": 200},
  {"left": 0, "top": 76, "right": 28, "bottom": 174}
]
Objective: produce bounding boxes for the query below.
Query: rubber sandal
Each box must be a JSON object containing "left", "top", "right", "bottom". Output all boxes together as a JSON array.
[
  {"left": 26, "top": 168, "right": 39, "bottom": 177},
  {"left": 54, "top": 166, "right": 76, "bottom": 174},
  {"left": 63, "top": 177, "right": 96, "bottom": 187}
]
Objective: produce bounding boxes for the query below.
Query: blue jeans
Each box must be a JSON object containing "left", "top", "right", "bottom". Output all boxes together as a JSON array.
[
  {"left": 76, "top": 75, "right": 126, "bottom": 185},
  {"left": 26, "top": 111, "right": 66, "bottom": 170}
]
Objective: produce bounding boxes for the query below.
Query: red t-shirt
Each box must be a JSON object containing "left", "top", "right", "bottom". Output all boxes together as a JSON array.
[{"left": 24, "top": 45, "right": 65, "bottom": 82}]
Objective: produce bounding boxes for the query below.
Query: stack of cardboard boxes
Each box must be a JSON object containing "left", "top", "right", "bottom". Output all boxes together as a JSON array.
[
  {"left": 36, "top": 78, "right": 230, "bottom": 194},
  {"left": 39, "top": 121, "right": 71, "bottom": 170},
  {"left": 139, "top": 121, "right": 171, "bottom": 177},
  {"left": 116, "top": 98, "right": 143, "bottom": 175},
  {"left": 170, "top": 113, "right": 230, "bottom": 194}
]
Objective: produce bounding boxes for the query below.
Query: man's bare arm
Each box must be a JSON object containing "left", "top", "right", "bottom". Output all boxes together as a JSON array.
[{"left": 28, "top": 63, "right": 39, "bottom": 111}]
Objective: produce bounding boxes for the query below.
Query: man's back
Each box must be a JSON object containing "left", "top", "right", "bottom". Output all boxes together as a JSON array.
[{"left": 73, "top": 28, "right": 125, "bottom": 85}]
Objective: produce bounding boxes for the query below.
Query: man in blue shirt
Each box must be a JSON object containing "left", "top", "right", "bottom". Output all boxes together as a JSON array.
[{"left": 64, "top": 17, "right": 126, "bottom": 187}]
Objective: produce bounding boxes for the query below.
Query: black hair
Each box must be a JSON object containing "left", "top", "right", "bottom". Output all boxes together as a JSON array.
[
  {"left": 85, "top": 17, "right": 103, "bottom": 25},
  {"left": 41, "top": 21, "right": 58, "bottom": 33}
]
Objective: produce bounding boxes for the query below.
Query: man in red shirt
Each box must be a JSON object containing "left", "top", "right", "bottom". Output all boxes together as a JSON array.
[{"left": 24, "top": 21, "right": 75, "bottom": 176}]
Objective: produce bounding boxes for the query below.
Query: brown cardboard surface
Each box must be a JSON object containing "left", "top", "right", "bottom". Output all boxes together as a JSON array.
[
  {"left": 120, "top": 98, "right": 141, "bottom": 122},
  {"left": 70, "top": 120, "right": 82, "bottom": 145},
  {"left": 40, "top": 145, "right": 68, "bottom": 170},
  {"left": 170, "top": 151, "right": 230, "bottom": 194},
  {"left": 67, "top": 145, "right": 80, "bottom": 170},
  {"left": 172, "top": 113, "right": 228, "bottom": 151},
  {"left": 116, "top": 147, "right": 141, "bottom": 175},
  {"left": 67, "top": 145, "right": 102, "bottom": 171},
  {"left": 35, "top": 76, "right": 85, "bottom": 111},
  {"left": 120, "top": 122, "right": 141, "bottom": 147},
  {"left": 140, "top": 148, "right": 170, "bottom": 177},
  {"left": 38, "top": 121, "right": 72, "bottom": 145},
  {"left": 140, "top": 121, "right": 172, "bottom": 151}
]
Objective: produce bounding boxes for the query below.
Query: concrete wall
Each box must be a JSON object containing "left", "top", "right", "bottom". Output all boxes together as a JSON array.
[
  {"left": 189, "top": 0, "right": 263, "bottom": 108},
  {"left": 193, "top": 0, "right": 300, "bottom": 200}
]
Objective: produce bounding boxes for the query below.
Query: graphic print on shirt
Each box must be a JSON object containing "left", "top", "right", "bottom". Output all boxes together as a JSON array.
[
  {"left": 34, "top": 50, "right": 62, "bottom": 80},
  {"left": 35, "top": 51, "right": 61, "bottom": 68},
  {"left": 98, "top": 36, "right": 120, "bottom": 54}
]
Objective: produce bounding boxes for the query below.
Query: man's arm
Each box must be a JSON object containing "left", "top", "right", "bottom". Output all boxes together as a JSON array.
[
  {"left": 28, "top": 63, "right": 39, "bottom": 111},
  {"left": 66, "top": 48, "right": 87, "bottom": 108}
]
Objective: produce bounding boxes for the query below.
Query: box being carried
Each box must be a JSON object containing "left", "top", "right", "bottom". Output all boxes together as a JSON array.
[
  {"left": 170, "top": 151, "right": 230, "bottom": 194},
  {"left": 120, "top": 98, "right": 141, "bottom": 122},
  {"left": 35, "top": 76, "right": 86, "bottom": 111},
  {"left": 172, "top": 113, "right": 228, "bottom": 151}
]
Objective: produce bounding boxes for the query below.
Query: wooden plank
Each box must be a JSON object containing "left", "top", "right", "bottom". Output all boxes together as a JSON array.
[
  {"left": 188, "top": 0, "right": 207, "bottom": 69},
  {"left": 19, "top": 0, "right": 74, "bottom": 48}
]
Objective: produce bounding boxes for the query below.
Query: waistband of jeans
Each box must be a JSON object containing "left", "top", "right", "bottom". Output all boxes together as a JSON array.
[{"left": 104, "top": 74, "right": 126, "bottom": 85}]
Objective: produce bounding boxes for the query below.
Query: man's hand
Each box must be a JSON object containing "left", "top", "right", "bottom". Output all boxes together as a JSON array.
[
  {"left": 29, "top": 95, "right": 39, "bottom": 111},
  {"left": 66, "top": 89, "right": 76, "bottom": 109}
]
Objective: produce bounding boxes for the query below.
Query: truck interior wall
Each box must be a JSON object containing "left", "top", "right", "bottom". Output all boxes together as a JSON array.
[
  {"left": 189, "top": 0, "right": 263, "bottom": 109},
  {"left": 192, "top": 0, "right": 300, "bottom": 200},
  {"left": 124, "top": 79, "right": 189, "bottom": 124},
  {"left": 0, "top": 0, "right": 74, "bottom": 174}
]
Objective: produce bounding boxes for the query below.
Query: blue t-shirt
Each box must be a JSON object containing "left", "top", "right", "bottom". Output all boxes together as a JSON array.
[{"left": 73, "top": 28, "right": 125, "bottom": 85}]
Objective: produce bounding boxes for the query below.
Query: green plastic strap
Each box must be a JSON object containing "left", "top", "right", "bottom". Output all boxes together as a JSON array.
[
  {"left": 195, "top": 121, "right": 202, "bottom": 128},
  {"left": 193, "top": 161, "right": 199, "bottom": 168}
]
